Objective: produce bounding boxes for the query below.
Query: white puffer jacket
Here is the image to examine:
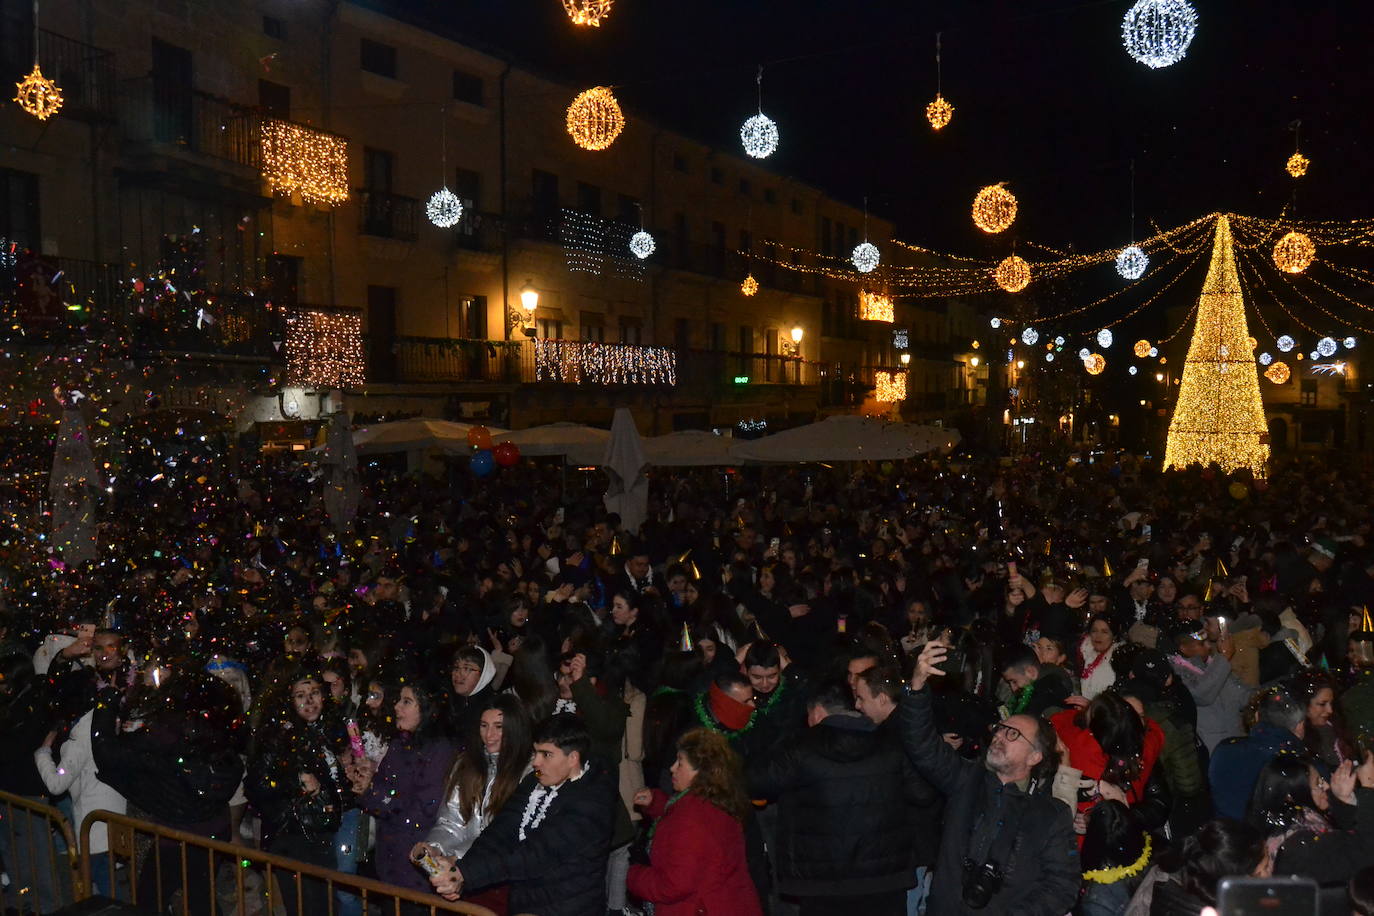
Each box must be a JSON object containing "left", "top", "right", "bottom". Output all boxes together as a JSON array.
[{"left": 34, "top": 709, "right": 127, "bottom": 854}]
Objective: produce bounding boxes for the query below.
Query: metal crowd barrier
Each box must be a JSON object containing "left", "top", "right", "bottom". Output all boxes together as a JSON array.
[
  {"left": 0, "top": 790, "right": 82, "bottom": 914},
  {"left": 80, "top": 809, "right": 497, "bottom": 916}
]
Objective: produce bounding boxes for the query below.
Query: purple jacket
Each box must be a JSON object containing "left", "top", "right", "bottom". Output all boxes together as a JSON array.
[{"left": 360, "top": 734, "right": 457, "bottom": 894}]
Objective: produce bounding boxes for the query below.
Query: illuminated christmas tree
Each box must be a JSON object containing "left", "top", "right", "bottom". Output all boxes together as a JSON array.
[{"left": 1163, "top": 214, "right": 1270, "bottom": 476}]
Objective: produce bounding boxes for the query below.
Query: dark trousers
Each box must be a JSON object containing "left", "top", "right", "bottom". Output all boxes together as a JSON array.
[
  {"left": 796, "top": 890, "right": 906, "bottom": 916},
  {"left": 267, "top": 832, "right": 337, "bottom": 916}
]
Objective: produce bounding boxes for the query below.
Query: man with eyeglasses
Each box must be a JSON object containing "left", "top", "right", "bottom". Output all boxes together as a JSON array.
[{"left": 899, "top": 642, "right": 1079, "bottom": 915}]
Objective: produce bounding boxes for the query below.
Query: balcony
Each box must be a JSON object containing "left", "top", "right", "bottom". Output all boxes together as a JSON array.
[
  {"left": 679, "top": 349, "right": 819, "bottom": 391},
  {"left": 120, "top": 78, "right": 259, "bottom": 167},
  {"left": 359, "top": 190, "right": 420, "bottom": 242},
  {"left": 0, "top": 255, "right": 123, "bottom": 343},
  {"left": 132, "top": 292, "right": 284, "bottom": 360},
  {"left": 382, "top": 336, "right": 526, "bottom": 385},
  {"left": 1, "top": 29, "right": 115, "bottom": 122}
]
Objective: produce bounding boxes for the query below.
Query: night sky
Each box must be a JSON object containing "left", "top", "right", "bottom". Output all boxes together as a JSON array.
[{"left": 376, "top": 0, "right": 1374, "bottom": 348}]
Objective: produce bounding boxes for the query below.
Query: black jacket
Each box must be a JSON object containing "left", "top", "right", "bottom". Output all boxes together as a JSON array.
[
  {"left": 1271, "top": 788, "right": 1374, "bottom": 886},
  {"left": 0, "top": 683, "right": 51, "bottom": 796},
  {"left": 460, "top": 765, "right": 617, "bottom": 916},
  {"left": 246, "top": 717, "right": 347, "bottom": 841},
  {"left": 747, "top": 712, "right": 933, "bottom": 896},
  {"left": 899, "top": 688, "right": 1080, "bottom": 916}
]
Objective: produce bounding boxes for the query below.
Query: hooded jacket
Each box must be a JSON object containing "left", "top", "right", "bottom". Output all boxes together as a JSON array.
[
  {"left": 747, "top": 712, "right": 932, "bottom": 896},
  {"left": 444, "top": 647, "right": 497, "bottom": 744}
]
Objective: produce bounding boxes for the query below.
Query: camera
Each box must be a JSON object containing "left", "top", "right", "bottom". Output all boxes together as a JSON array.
[
  {"left": 936, "top": 647, "right": 966, "bottom": 676},
  {"left": 961, "top": 858, "right": 1004, "bottom": 909}
]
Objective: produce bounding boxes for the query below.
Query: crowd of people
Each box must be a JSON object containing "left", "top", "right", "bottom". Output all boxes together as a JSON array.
[{"left": 4, "top": 445, "right": 1374, "bottom": 916}]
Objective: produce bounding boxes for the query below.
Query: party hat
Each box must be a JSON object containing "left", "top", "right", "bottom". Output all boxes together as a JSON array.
[
  {"left": 680, "top": 623, "right": 694, "bottom": 652},
  {"left": 1102, "top": 556, "right": 1113, "bottom": 579}
]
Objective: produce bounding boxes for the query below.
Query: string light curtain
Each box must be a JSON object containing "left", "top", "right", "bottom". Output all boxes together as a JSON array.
[
  {"left": 286, "top": 310, "right": 365, "bottom": 388},
  {"left": 859, "top": 290, "right": 894, "bottom": 322},
  {"left": 874, "top": 370, "right": 907, "bottom": 402},
  {"left": 534, "top": 339, "right": 676, "bottom": 386},
  {"left": 1163, "top": 215, "right": 1269, "bottom": 476},
  {"left": 261, "top": 119, "right": 349, "bottom": 205}
]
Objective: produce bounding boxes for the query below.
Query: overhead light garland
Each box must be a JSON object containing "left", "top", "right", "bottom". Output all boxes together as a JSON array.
[
  {"left": 859, "top": 290, "right": 894, "bottom": 322},
  {"left": 285, "top": 309, "right": 365, "bottom": 389},
  {"left": 1164, "top": 215, "right": 1269, "bottom": 475},
  {"left": 562, "top": 0, "right": 613, "bottom": 27},
  {"left": 534, "top": 339, "right": 676, "bottom": 386},
  {"left": 1272, "top": 231, "right": 1315, "bottom": 274},
  {"left": 741, "top": 66, "right": 778, "bottom": 159},
  {"left": 260, "top": 119, "right": 350, "bottom": 204},
  {"left": 874, "top": 370, "right": 907, "bottom": 402},
  {"left": 972, "top": 183, "right": 1018, "bottom": 234},
  {"left": 1121, "top": 0, "right": 1198, "bottom": 69},
  {"left": 567, "top": 87, "right": 625, "bottom": 151},
  {"left": 993, "top": 255, "right": 1031, "bottom": 293}
]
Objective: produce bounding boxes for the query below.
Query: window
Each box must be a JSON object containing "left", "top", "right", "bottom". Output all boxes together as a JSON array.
[
  {"left": 820, "top": 217, "right": 833, "bottom": 257},
  {"left": 576, "top": 181, "right": 601, "bottom": 216},
  {"left": 262, "top": 15, "right": 285, "bottom": 39},
  {"left": 791, "top": 197, "right": 803, "bottom": 215},
  {"left": 363, "top": 148, "right": 394, "bottom": 191},
  {"left": 537, "top": 318, "right": 563, "bottom": 339},
  {"left": 258, "top": 80, "right": 290, "bottom": 119},
  {"left": 673, "top": 212, "right": 688, "bottom": 266},
  {"left": 454, "top": 167, "right": 481, "bottom": 211},
  {"left": 675, "top": 318, "right": 692, "bottom": 351},
  {"left": 710, "top": 322, "right": 726, "bottom": 352},
  {"left": 617, "top": 194, "right": 638, "bottom": 224},
  {"left": 764, "top": 188, "right": 777, "bottom": 205},
  {"left": 672, "top": 153, "right": 688, "bottom": 173},
  {"left": 0, "top": 168, "right": 41, "bottom": 251},
  {"left": 1301, "top": 380, "right": 1317, "bottom": 405},
  {"left": 264, "top": 255, "right": 301, "bottom": 307},
  {"left": 710, "top": 221, "right": 726, "bottom": 275},
  {"left": 739, "top": 229, "right": 752, "bottom": 254},
  {"left": 532, "top": 169, "right": 559, "bottom": 214},
  {"left": 360, "top": 39, "right": 397, "bottom": 78},
  {"left": 367, "top": 285, "right": 398, "bottom": 383},
  {"left": 461, "top": 296, "right": 487, "bottom": 339},
  {"left": 619, "top": 316, "right": 643, "bottom": 345},
  {"left": 738, "top": 325, "right": 753, "bottom": 353},
  {"left": 710, "top": 166, "right": 723, "bottom": 185},
  {"left": 452, "top": 69, "right": 483, "bottom": 105},
  {"left": 738, "top": 178, "right": 751, "bottom": 197},
  {"left": 580, "top": 311, "right": 605, "bottom": 343}
]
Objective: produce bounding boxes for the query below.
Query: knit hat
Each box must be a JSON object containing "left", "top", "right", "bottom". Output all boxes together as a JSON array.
[{"left": 1130, "top": 648, "right": 1171, "bottom": 687}]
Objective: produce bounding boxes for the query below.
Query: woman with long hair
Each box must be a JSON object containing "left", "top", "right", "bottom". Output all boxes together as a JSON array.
[
  {"left": 415, "top": 695, "right": 533, "bottom": 915},
  {"left": 349, "top": 675, "right": 457, "bottom": 897},
  {"left": 1052, "top": 690, "right": 1164, "bottom": 832},
  {"left": 504, "top": 634, "right": 558, "bottom": 722},
  {"left": 1245, "top": 753, "right": 1374, "bottom": 886},
  {"left": 629, "top": 728, "right": 762, "bottom": 916},
  {"left": 1079, "top": 614, "right": 1122, "bottom": 700},
  {"left": 1125, "top": 819, "right": 1269, "bottom": 915},
  {"left": 1287, "top": 672, "right": 1350, "bottom": 769}
]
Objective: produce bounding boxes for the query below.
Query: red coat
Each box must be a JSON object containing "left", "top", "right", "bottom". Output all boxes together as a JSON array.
[
  {"left": 1050, "top": 708, "right": 1165, "bottom": 811},
  {"left": 628, "top": 789, "right": 762, "bottom": 916}
]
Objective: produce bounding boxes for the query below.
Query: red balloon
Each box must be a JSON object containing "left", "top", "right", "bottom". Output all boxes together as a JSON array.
[
  {"left": 466, "top": 425, "right": 493, "bottom": 450},
  {"left": 493, "top": 441, "right": 521, "bottom": 468}
]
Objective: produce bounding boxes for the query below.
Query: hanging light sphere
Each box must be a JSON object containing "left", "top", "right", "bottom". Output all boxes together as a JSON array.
[
  {"left": 926, "top": 94, "right": 953, "bottom": 130},
  {"left": 740, "top": 113, "right": 779, "bottom": 159},
  {"left": 1084, "top": 353, "right": 1107, "bottom": 375},
  {"left": 1265, "top": 361, "right": 1291, "bottom": 384},
  {"left": 1272, "top": 231, "right": 1316, "bottom": 274},
  {"left": 1276, "top": 334, "right": 1295, "bottom": 352},
  {"left": 1132, "top": 339, "right": 1151, "bottom": 358},
  {"left": 851, "top": 242, "right": 880, "bottom": 274},
  {"left": 1121, "top": 0, "right": 1198, "bottom": 69},
  {"left": 1097, "top": 329, "right": 1114, "bottom": 349},
  {"left": 1317, "top": 336, "right": 1338, "bottom": 358},
  {"left": 971, "top": 184, "right": 1018, "bottom": 234},
  {"left": 1344, "top": 337, "right": 1357, "bottom": 350},
  {"left": 425, "top": 187, "right": 463, "bottom": 228},
  {"left": 1046, "top": 352, "right": 1055, "bottom": 363},
  {"left": 1286, "top": 152, "right": 1310, "bottom": 178},
  {"left": 741, "top": 274, "right": 759, "bottom": 297},
  {"left": 1258, "top": 352, "right": 1273, "bottom": 366},
  {"left": 993, "top": 255, "right": 1031, "bottom": 293},
  {"left": 562, "top": 0, "right": 614, "bottom": 27},
  {"left": 1309, "top": 350, "right": 1320, "bottom": 361},
  {"left": 1116, "top": 245, "right": 1149, "bottom": 280},
  {"left": 566, "top": 87, "right": 625, "bottom": 151},
  {"left": 14, "top": 64, "right": 64, "bottom": 121},
  {"left": 629, "top": 230, "right": 656, "bottom": 259},
  {"left": 990, "top": 317, "right": 1002, "bottom": 329},
  {"left": 1021, "top": 327, "right": 1040, "bottom": 346},
  {"left": 1128, "top": 365, "right": 1138, "bottom": 376},
  {"left": 1148, "top": 346, "right": 1159, "bottom": 357}
]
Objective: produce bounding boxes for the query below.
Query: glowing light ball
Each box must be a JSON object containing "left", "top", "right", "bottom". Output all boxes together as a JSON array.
[
  {"left": 426, "top": 187, "right": 463, "bottom": 228},
  {"left": 741, "top": 274, "right": 759, "bottom": 297},
  {"left": 629, "top": 230, "right": 655, "bottom": 259},
  {"left": 1272, "top": 231, "right": 1316, "bottom": 274},
  {"left": 566, "top": 87, "right": 625, "bottom": 151},
  {"left": 740, "top": 113, "right": 779, "bottom": 159},
  {"left": 1116, "top": 245, "right": 1149, "bottom": 280},
  {"left": 1258, "top": 352, "right": 1273, "bottom": 366},
  {"left": 1128, "top": 366, "right": 1138, "bottom": 375},
  {"left": 1317, "top": 336, "right": 1338, "bottom": 358},
  {"left": 972, "top": 184, "right": 1018, "bottom": 234},
  {"left": 1265, "top": 361, "right": 1291, "bottom": 384},
  {"left": 1021, "top": 327, "right": 1040, "bottom": 346},
  {"left": 994, "top": 255, "right": 1031, "bottom": 293},
  {"left": 1097, "top": 329, "right": 1114, "bottom": 349},
  {"left": 851, "top": 242, "right": 880, "bottom": 273},
  {"left": 1121, "top": 0, "right": 1198, "bottom": 69},
  {"left": 1286, "top": 152, "right": 1309, "bottom": 178},
  {"left": 1276, "top": 335, "right": 1295, "bottom": 352},
  {"left": 990, "top": 317, "right": 1002, "bottom": 329},
  {"left": 1084, "top": 353, "right": 1106, "bottom": 375},
  {"left": 926, "top": 94, "right": 953, "bottom": 130},
  {"left": 1133, "top": 339, "right": 1152, "bottom": 358}
]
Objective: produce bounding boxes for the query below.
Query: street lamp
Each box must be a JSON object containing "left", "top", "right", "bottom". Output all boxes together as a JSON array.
[
  {"left": 790, "top": 326, "right": 804, "bottom": 345},
  {"left": 520, "top": 281, "right": 540, "bottom": 313},
  {"left": 1155, "top": 372, "right": 1165, "bottom": 382},
  {"left": 900, "top": 352, "right": 911, "bottom": 366},
  {"left": 509, "top": 280, "right": 540, "bottom": 336},
  {"left": 969, "top": 356, "right": 980, "bottom": 368}
]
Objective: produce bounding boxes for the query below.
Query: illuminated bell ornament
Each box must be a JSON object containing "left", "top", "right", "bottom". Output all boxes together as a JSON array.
[
  {"left": 1133, "top": 339, "right": 1152, "bottom": 358},
  {"left": 1121, "top": 0, "right": 1198, "bottom": 69},
  {"left": 993, "top": 255, "right": 1031, "bottom": 293},
  {"left": 1317, "top": 337, "right": 1338, "bottom": 358},
  {"left": 851, "top": 242, "right": 880, "bottom": 274},
  {"left": 566, "top": 87, "right": 625, "bottom": 151},
  {"left": 740, "top": 113, "right": 779, "bottom": 159},
  {"left": 1097, "top": 329, "right": 1114, "bottom": 349},
  {"left": 1272, "top": 231, "right": 1315, "bottom": 274},
  {"left": 1021, "top": 327, "right": 1039, "bottom": 346},
  {"left": 1286, "top": 151, "right": 1309, "bottom": 178},
  {"left": 972, "top": 183, "right": 1017, "bottom": 234},
  {"left": 926, "top": 94, "right": 953, "bottom": 130},
  {"left": 741, "top": 274, "right": 759, "bottom": 297},
  {"left": 629, "top": 230, "right": 655, "bottom": 259},
  {"left": 1084, "top": 353, "right": 1106, "bottom": 375},
  {"left": 14, "top": 63, "right": 64, "bottom": 120},
  {"left": 425, "top": 187, "right": 463, "bottom": 228},
  {"left": 562, "top": 0, "right": 614, "bottom": 26},
  {"left": 1116, "top": 245, "right": 1149, "bottom": 280},
  {"left": 1265, "top": 361, "right": 1291, "bottom": 384},
  {"left": 1276, "top": 335, "right": 1295, "bottom": 352}
]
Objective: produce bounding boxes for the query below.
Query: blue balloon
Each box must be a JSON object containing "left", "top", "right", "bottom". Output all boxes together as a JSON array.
[{"left": 470, "top": 449, "right": 495, "bottom": 477}]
